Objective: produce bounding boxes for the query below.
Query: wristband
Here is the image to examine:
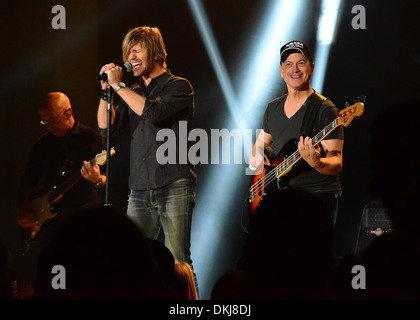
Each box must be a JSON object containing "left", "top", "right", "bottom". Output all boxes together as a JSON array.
[{"left": 100, "top": 88, "right": 112, "bottom": 102}]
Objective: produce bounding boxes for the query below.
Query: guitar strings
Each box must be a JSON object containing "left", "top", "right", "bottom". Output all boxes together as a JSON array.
[
  {"left": 252, "top": 119, "right": 336, "bottom": 189},
  {"left": 250, "top": 116, "right": 341, "bottom": 194},
  {"left": 249, "top": 118, "right": 340, "bottom": 198},
  {"left": 249, "top": 103, "right": 362, "bottom": 200}
]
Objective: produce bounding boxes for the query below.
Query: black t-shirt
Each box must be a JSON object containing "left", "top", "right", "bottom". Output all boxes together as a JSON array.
[
  {"left": 21, "top": 120, "right": 106, "bottom": 214},
  {"left": 262, "top": 92, "right": 344, "bottom": 194}
]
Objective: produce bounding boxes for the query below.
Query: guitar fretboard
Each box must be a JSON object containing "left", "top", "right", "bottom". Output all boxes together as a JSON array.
[
  {"left": 250, "top": 117, "right": 340, "bottom": 200},
  {"left": 47, "top": 148, "right": 112, "bottom": 204},
  {"left": 275, "top": 118, "right": 340, "bottom": 177}
]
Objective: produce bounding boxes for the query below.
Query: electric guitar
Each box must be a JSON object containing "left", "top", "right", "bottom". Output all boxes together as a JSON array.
[
  {"left": 248, "top": 97, "right": 365, "bottom": 215},
  {"left": 20, "top": 147, "right": 115, "bottom": 241}
]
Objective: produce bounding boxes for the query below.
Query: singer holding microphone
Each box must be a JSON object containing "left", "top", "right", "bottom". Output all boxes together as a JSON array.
[{"left": 97, "top": 26, "right": 198, "bottom": 294}]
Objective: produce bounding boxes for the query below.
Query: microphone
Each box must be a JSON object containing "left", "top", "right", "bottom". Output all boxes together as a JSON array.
[{"left": 97, "top": 62, "right": 133, "bottom": 81}]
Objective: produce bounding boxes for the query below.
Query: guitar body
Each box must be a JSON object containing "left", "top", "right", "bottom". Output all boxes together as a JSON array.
[
  {"left": 249, "top": 139, "right": 297, "bottom": 215},
  {"left": 18, "top": 191, "right": 58, "bottom": 241},
  {"left": 30, "top": 191, "right": 58, "bottom": 240},
  {"left": 248, "top": 98, "right": 365, "bottom": 216}
]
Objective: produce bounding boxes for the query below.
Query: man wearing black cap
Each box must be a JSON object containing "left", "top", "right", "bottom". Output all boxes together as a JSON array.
[{"left": 249, "top": 40, "right": 344, "bottom": 225}]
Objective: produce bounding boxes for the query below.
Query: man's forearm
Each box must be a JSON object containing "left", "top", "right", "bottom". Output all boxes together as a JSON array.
[
  {"left": 313, "top": 152, "right": 343, "bottom": 176},
  {"left": 114, "top": 87, "right": 146, "bottom": 116},
  {"left": 97, "top": 98, "right": 114, "bottom": 129}
]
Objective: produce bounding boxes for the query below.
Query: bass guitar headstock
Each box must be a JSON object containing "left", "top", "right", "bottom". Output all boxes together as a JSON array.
[{"left": 338, "top": 95, "right": 366, "bottom": 127}]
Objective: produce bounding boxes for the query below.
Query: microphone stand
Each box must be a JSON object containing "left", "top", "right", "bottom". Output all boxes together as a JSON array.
[
  {"left": 98, "top": 66, "right": 131, "bottom": 207},
  {"left": 104, "top": 81, "right": 112, "bottom": 207}
]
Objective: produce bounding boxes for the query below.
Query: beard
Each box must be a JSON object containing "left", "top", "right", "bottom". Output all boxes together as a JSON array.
[{"left": 134, "top": 59, "right": 155, "bottom": 78}]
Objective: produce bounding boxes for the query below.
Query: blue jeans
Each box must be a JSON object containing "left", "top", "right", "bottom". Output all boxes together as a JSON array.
[{"left": 127, "top": 178, "right": 196, "bottom": 276}]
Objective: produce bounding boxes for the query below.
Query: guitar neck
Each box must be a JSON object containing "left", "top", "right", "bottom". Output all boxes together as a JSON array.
[
  {"left": 46, "top": 148, "right": 113, "bottom": 205},
  {"left": 48, "top": 171, "right": 83, "bottom": 204},
  {"left": 311, "top": 117, "right": 340, "bottom": 147},
  {"left": 275, "top": 118, "right": 340, "bottom": 177}
]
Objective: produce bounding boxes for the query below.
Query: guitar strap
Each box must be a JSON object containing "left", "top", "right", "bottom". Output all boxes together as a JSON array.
[{"left": 300, "top": 91, "right": 328, "bottom": 138}]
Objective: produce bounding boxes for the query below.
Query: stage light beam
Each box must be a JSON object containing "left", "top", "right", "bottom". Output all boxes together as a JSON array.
[
  {"left": 187, "top": 0, "right": 241, "bottom": 127},
  {"left": 312, "top": 0, "right": 343, "bottom": 93},
  {"left": 188, "top": 0, "right": 310, "bottom": 299}
]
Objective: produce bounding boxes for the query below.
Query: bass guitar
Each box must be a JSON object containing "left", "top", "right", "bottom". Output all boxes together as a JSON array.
[{"left": 248, "top": 98, "right": 365, "bottom": 215}]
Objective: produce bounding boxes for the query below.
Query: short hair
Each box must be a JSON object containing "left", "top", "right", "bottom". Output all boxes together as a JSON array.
[
  {"left": 40, "top": 92, "right": 71, "bottom": 113},
  {"left": 122, "top": 26, "right": 167, "bottom": 69}
]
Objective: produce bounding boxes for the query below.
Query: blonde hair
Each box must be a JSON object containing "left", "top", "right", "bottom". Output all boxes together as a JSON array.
[
  {"left": 174, "top": 261, "right": 198, "bottom": 300},
  {"left": 122, "top": 26, "right": 167, "bottom": 69}
]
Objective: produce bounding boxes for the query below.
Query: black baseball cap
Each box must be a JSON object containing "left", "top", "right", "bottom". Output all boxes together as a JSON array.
[{"left": 280, "top": 40, "right": 313, "bottom": 63}]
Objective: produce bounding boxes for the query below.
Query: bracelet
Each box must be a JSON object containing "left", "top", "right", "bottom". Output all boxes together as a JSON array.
[
  {"left": 100, "top": 88, "right": 112, "bottom": 102},
  {"left": 94, "top": 178, "right": 103, "bottom": 188}
]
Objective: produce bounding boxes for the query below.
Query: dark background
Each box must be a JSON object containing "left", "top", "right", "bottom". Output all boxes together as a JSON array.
[{"left": 1, "top": 0, "right": 419, "bottom": 299}]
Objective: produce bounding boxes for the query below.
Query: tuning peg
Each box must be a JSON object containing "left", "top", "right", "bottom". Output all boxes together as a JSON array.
[{"left": 359, "top": 95, "right": 367, "bottom": 103}]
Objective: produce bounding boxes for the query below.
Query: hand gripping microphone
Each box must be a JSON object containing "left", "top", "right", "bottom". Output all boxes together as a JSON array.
[{"left": 96, "top": 62, "right": 133, "bottom": 81}]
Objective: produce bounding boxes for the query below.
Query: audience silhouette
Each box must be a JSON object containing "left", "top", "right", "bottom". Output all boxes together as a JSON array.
[
  {"left": 331, "top": 100, "right": 420, "bottom": 300},
  {"left": 146, "top": 239, "right": 198, "bottom": 300},
  {"left": 146, "top": 239, "right": 177, "bottom": 289},
  {"left": 0, "top": 239, "right": 13, "bottom": 300},
  {"left": 360, "top": 100, "right": 420, "bottom": 299},
  {"left": 213, "top": 187, "right": 335, "bottom": 299},
  {"left": 368, "top": 100, "right": 419, "bottom": 237},
  {"left": 32, "top": 206, "right": 173, "bottom": 299}
]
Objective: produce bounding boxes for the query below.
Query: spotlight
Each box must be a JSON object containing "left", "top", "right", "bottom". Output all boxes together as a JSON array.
[
  {"left": 312, "top": 0, "right": 343, "bottom": 92},
  {"left": 188, "top": 0, "right": 311, "bottom": 299}
]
